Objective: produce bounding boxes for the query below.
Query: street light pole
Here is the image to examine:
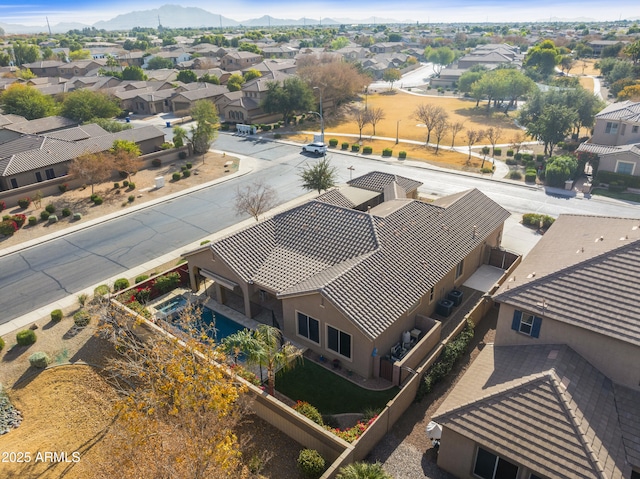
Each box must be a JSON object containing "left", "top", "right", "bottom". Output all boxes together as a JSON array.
[
  {"left": 396, "top": 119, "right": 401, "bottom": 144},
  {"left": 313, "top": 86, "right": 325, "bottom": 144}
]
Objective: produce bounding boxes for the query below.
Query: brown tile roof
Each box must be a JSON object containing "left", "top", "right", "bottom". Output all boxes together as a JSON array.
[
  {"left": 3, "top": 116, "right": 77, "bottom": 134},
  {"left": 210, "top": 184, "right": 509, "bottom": 339},
  {"left": 316, "top": 188, "right": 357, "bottom": 209},
  {"left": 494, "top": 215, "right": 640, "bottom": 347},
  {"left": 346, "top": 171, "right": 422, "bottom": 194},
  {"left": 595, "top": 101, "right": 640, "bottom": 122},
  {"left": 433, "top": 344, "right": 638, "bottom": 478}
]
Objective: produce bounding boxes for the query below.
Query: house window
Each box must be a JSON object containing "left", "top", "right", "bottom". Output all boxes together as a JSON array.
[
  {"left": 35, "top": 172, "right": 43, "bottom": 182},
  {"left": 633, "top": 126, "right": 639, "bottom": 134},
  {"left": 455, "top": 259, "right": 464, "bottom": 279},
  {"left": 605, "top": 122, "right": 619, "bottom": 135},
  {"left": 327, "top": 325, "right": 351, "bottom": 359},
  {"left": 297, "top": 312, "right": 320, "bottom": 344},
  {"left": 10, "top": 178, "right": 18, "bottom": 188},
  {"left": 45, "top": 168, "right": 55, "bottom": 180},
  {"left": 616, "top": 161, "right": 634, "bottom": 175},
  {"left": 429, "top": 287, "right": 435, "bottom": 303},
  {"left": 511, "top": 310, "right": 542, "bottom": 338},
  {"left": 473, "top": 447, "right": 518, "bottom": 479}
]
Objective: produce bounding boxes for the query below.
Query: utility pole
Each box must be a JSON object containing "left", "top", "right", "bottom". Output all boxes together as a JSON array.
[
  {"left": 348, "top": 166, "right": 355, "bottom": 180},
  {"left": 46, "top": 17, "right": 52, "bottom": 36}
]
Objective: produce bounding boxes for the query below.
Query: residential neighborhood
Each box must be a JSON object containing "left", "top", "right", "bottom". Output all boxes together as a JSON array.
[{"left": 1, "top": 8, "right": 640, "bottom": 479}]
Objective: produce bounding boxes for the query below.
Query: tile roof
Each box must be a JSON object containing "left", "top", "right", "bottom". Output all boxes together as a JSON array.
[
  {"left": 3, "top": 116, "right": 77, "bottom": 134},
  {"left": 346, "top": 171, "right": 423, "bottom": 194},
  {"left": 316, "top": 188, "right": 357, "bottom": 209},
  {"left": 433, "top": 344, "right": 638, "bottom": 478},
  {"left": 210, "top": 184, "right": 509, "bottom": 339},
  {"left": 494, "top": 215, "right": 640, "bottom": 347},
  {"left": 0, "top": 114, "right": 26, "bottom": 127},
  {"left": 595, "top": 101, "right": 640, "bottom": 122}
]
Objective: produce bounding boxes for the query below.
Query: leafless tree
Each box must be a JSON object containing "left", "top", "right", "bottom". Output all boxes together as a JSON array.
[
  {"left": 68, "top": 152, "right": 115, "bottom": 194},
  {"left": 466, "top": 129, "right": 485, "bottom": 162},
  {"left": 413, "top": 104, "right": 448, "bottom": 145},
  {"left": 433, "top": 118, "right": 448, "bottom": 154},
  {"left": 449, "top": 121, "right": 465, "bottom": 147},
  {"left": 509, "top": 131, "right": 525, "bottom": 155},
  {"left": 367, "top": 107, "right": 385, "bottom": 136},
  {"left": 485, "top": 126, "right": 503, "bottom": 156},
  {"left": 234, "top": 180, "right": 278, "bottom": 221},
  {"left": 353, "top": 108, "right": 370, "bottom": 141}
]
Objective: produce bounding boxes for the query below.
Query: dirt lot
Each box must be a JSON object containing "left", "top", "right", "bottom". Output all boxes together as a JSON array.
[{"left": 0, "top": 151, "right": 238, "bottom": 251}]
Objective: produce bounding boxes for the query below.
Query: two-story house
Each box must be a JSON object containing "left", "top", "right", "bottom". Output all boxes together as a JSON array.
[
  {"left": 432, "top": 214, "right": 640, "bottom": 479},
  {"left": 220, "top": 51, "right": 263, "bottom": 72},
  {"left": 578, "top": 101, "right": 640, "bottom": 177},
  {"left": 184, "top": 172, "right": 510, "bottom": 380}
]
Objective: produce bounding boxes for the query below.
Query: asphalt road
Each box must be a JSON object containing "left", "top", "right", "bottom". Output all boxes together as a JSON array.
[{"left": 2, "top": 134, "right": 640, "bottom": 325}]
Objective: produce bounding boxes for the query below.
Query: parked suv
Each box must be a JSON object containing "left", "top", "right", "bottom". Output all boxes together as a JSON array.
[{"left": 302, "top": 142, "right": 327, "bottom": 155}]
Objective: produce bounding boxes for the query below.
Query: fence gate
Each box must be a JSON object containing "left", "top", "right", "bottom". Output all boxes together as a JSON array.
[
  {"left": 380, "top": 358, "right": 394, "bottom": 382},
  {"left": 488, "top": 248, "right": 519, "bottom": 269}
]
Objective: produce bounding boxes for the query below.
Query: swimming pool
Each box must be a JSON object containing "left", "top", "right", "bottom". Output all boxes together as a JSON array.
[
  {"left": 201, "top": 307, "right": 247, "bottom": 342},
  {"left": 154, "top": 295, "right": 188, "bottom": 319}
]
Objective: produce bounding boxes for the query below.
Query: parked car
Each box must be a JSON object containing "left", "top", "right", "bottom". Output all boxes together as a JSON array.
[{"left": 302, "top": 142, "right": 327, "bottom": 155}]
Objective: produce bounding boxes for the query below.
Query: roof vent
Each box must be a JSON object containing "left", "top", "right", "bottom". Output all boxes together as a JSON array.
[
  {"left": 472, "top": 225, "right": 478, "bottom": 238},
  {"left": 620, "top": 235, "right": 628, "bottom": 241},
  {"left": 595, "top": 236, "right": 604, "bottom": 242},
  {"left": 527, "top": 272, "right": 536, "bottom": 278}
]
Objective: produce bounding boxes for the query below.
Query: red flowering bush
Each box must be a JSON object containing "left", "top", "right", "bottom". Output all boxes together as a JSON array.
[
  {"left": 293, "top": 401, "right": 324, "bottom": 426},
  {"left": 325, "top": 415, "right": 378, "bottom": 443},
  {"left": 11, "top": 214, "right": 26, "bottom": 228},
  {"left": 17, "top": 197, "right": 31, "bottom": 209},
  {"left": 0, "top": 200, "right": 5, "bottom": 212},
  {"left": 0, "top": 219, "right": 18, "bottom": 236}
]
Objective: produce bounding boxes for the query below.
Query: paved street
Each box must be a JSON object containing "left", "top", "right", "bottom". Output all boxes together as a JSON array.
[{"left": 2, "top": 133, "right": 640, "bottom": 326}]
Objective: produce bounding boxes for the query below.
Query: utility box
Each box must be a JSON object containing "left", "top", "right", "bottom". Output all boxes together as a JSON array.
[
  {"left": 155, "top": 176, "right": 165, "bottom": 189},
  {"left": 565, "top": 180, "right": 573, "bottom": 190}
]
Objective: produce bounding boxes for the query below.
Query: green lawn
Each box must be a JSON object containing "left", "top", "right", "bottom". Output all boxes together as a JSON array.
[
  {"left": 275, "top": 359, "right": 399, "bottom": 415},
  {"left": 591, "top": 188, "right": 640, "bottom": 203}
]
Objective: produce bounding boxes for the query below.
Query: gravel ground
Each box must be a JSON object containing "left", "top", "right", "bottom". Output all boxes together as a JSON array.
[{"left": 368, "top": 311, "right": 498, "bottom": 479}]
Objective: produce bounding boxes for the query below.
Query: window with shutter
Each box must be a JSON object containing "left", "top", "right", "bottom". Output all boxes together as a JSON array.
[{"left": 511, "top": 310, "right": 542, "bottom": 338}]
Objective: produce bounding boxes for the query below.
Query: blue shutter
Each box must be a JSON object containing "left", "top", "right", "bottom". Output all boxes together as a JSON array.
[
  {"left": 511, "top": 310, "right": 522, "bottom": 331},
  {"left": 531, "top": 316, "right": 542, "bottom": 338}
]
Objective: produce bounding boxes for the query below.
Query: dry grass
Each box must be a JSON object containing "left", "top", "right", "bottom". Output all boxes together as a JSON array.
[
  {"left": 578, "top": 76, "right": 595, "bottom": 91},
  {"left": 574, "top": 59, "right": 601, "bottom": 76},
  {"left": 311, "top": 90, "right": 522, "bottom": 148}
]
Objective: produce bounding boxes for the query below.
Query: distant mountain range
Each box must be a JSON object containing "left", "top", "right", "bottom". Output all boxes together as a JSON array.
[
  {"left": 0, "top": 4, "right": 637, "bottom": 34},
  {"left": 1, "top": 4, "right": 354, "bottom": 34}
]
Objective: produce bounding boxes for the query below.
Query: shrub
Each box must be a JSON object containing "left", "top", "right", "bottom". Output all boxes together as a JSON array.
[
  {"left": 128, "top": 195, "right": 135, "bottom": 203},
  {"left": 28, "top": 216, "right": 37, "bottom": 226},
  {"left": 493, "top": 148, "right": 502, "bottom": 156},
  {"left": 481, "top": 146, "right": 490, "bottom": 155},
  {"left": 181, "top": 165, "right": 187, "bottom": 171},
  {"left": 16, "top": 329, "right": 37, "bottom": 346},
  {"left": 221, "top": 123, "right": 230, "bottom": 131},
  {"left": 525, "top": 169, "right": 538, "bottom": 183},
  {"left": 186, "top": 162, "right": 193, "bottom": 169},
  {"left": 522, "top": 153, "right": 533, "bottom": 162},
  {"left": 118, "top": 170, "right": 129, "bottom": 179},
  {"left": 262, "top": 124, "right": 272, "bottom": 131},
  {"left": 0, "top": 219, "right": 17, "bottom": 236},
  {"left": 509, "top": 171, "right": 523, "bottom": 180},
  {"left": 382, "top": 148, "right": 392, "bottom": 157},
  {"left": 0, "top": 337, "right": 4, "bottom": 351},
  {"left": 351, "top": 144, "right": 360, "bottom": 152},
  {"left": 73, "top": 310, "right": 91, "bottom": 327},
  {"left": 399, "top": 151, "right": 407, "bottom": 159},
  {"left": 172, "top": 172, "right": 181, "bottom": 181},
  {"left": 274, "top": 133, "right": 282, "bottom": 139},
  {"left": 92, "top": 197, "right": 103, "bottom": 205},
  {"left": 94, "top": 284, "right": 110, "bottom": 299},
  {"left": 514, "top": 153, "right": 522, "bottom": 161},
  {"left": 2, "top": 215, "right": 9, "bottom": 221},
  {"left": 183, "top": 169, "right": 191, "bottom": 178},
  {"left": 178, "top": 151, "right": 187, "bottom": 160},
  {"left": 152, "top": 158, "right": 162, "bottom": 167},
  {"left": 58, "top": 183, "right": 68, "bottom": 193},
  {"left": 481, "top": 167, "right": 493, "bottom": 173},
  {"left": 505, "top": 158, "right": 517, "bottom": 165},
  {"left": 154, "top": 272, "right": 181, "bottom": 294},
  {"left": 73, "top": 213, "right": 82, "bottom": 220},
  {"left": 48, "top": 214, "right": 58, "bottom": 223},
  {"left": 297, "top": 449, "right": 325, "bottom": 479},
  {"left": 135, "top": 274, "right": 149, "bottom": 284},
  {"left": 0, "top": 200, "right": 4, "bottom": 212},
  {"left": 11, "top": 214, "right": 26, "bottom": 227},
  {"left": 536, "top": 154, "right": 545, "bottom": 162},
  {"left": 128, "top": 182, "right": 135, "bottom": 190},
  {"left": 522, "top": 213, "right": 555, "bottom": 229},
  {"left": 545, "top": 155, "right": 578, "bottom": 187},
  {"left": 40, "top": 211, "right": 50, "bottom": 221},
  {"left": 29, "top": 352, "right": 50, "bottom": 368},
  {"left": 293, "top": 401, "right": 324, "bottom": 426},
  {"left": 113, "top": 278, "right": 130, "bottom": 291},
  {"left": 123, "top": 180, "right": 129, "bottom": 187},
  {"left": 596, "top": 171, "right": 640, "bottom": 189},
  {"left": 18, "top": 197, "right": 31, "bottom": 209},
  {"left": 329, "top": 138, "right": 338, "bottom": 147},
  {"left": 506, "top": 149, "right": 514, "bottom": 157},
  {"left": 50, "top": 309, "right": 63, "bottom": 322},
  {"left": 341, "top": 142, "right": 349, "bottom": 150},
  {"left": 135, "top": 287, "right": 152, "bottom": 303},
  {"left": 362, "top": 146, "right": 373, "bottom": 154},
  {"left": 61, "top": 207, "right": 72, "bottom": 217}
]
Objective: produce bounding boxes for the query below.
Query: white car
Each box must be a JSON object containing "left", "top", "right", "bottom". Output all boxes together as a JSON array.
[{"left": 302, "top": 142, "right": 327, "bottom": 155}]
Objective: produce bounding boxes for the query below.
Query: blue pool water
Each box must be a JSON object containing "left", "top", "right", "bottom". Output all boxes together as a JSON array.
[
  {"left": 155, "top": 295, "right": 187, "bottom": 316},
  {"left": 200, "top": 307, "right": 247, "bottom": 342}
]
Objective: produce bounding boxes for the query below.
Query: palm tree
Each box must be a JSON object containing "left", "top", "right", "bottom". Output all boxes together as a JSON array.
[
  {"left": 336, "top": 461, "right": 393, "bottom": 479},
  {"left": 221, "top": 325, "right": 303, "bottom": 395}
]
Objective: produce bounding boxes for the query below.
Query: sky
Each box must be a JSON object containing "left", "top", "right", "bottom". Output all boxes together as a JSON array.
[{"left": 1, "top": 0, "right": 638, "bottom": 27}]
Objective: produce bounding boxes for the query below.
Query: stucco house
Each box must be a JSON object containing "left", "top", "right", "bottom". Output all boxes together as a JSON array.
[
  {"left": 220, "top": 51, "right": 263, "bottom": 71},
  {"left": 578, "top": 101, "right": 640, "bottom": 176},
  {"left": 432, "top": 214, "right": 640, "bottom": 479},
  {"left": 185, "top": 172, "right": 510, "bottom": 380}
]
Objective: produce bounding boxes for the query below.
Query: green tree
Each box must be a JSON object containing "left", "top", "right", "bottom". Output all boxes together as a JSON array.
[
  {"left": 330, "top": 37, "right": 350, "bottom": 50},
  {"left": 226, "top": 73, "right": 245, "bottom": 92},
  {"left": 190, "top": 100, "right": 219, "bottom": 155},
  {"left": 624, "top": 39, "right": 640, "bottom": 64},
  {"left": 69, "top": 49, "right": 91, "bottom": 61},
  {"left": 0, "top": 51, "right": 11, "bottom": 67},
  {"left": 176, "top": 70, "right": 198, "bottom": 83},
  {"left": 427, "top": 47, "right": 455, "bottom": 75},
  {"left": 526, "top": 104, "right": 577, "bottom": 156},
  {"left": 0, "top": 83, "right": 57, "bottom": 119},
  {"left": 382, "top": 68, "right": 401, "bottom": 91},
  {"left": 90, "top": 118, "right": 132, "bottom": 133},
  {"left": 105, "top": 54, "right": 119, "bottom": 68},
  {"left": 172, "top": 126, "right": 188, "bottom": 147},
  {"left": 545, "top": 155, "right": 578, "bottom": 187},
  {"left": 524, "top": 40, "right": 560, "bottom": 77},
  {"left": 60, "top": 90, "right": 122, "bottom": 123},
  {"left": 260, "top": 77, "right": 314, "bottom": 124},
  {"left": 243, "top": 69, "right": 262, "bottom": 82},
  {"left": 239, "top": 42, "right": 261, "bottom": 54},
  {"left": 199, "top": 73, "right": 220, "bottom": 84},
  {"left": 299, "top": 157, "right": 337, "bottom": 194},
  {"left": 221, "top": 325, "right": 302, "bottom": 396},
  {"left": 335, "top": 462, "right": 393, "bottom": 479},
  {"left": 146, "top": 56, "right": 174, "bottom": 69},
  {"left": 458, "top": 70, "right": 485, "bottom": 94},
  {"left": 121, "top": 65, "right": 147, "bottom": 81},
  {"left": 11, "top": 41, "right": 39, "bottom": 65},
  {"left": 111, "top": 139, "right": 142, "bottom": 181}
]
